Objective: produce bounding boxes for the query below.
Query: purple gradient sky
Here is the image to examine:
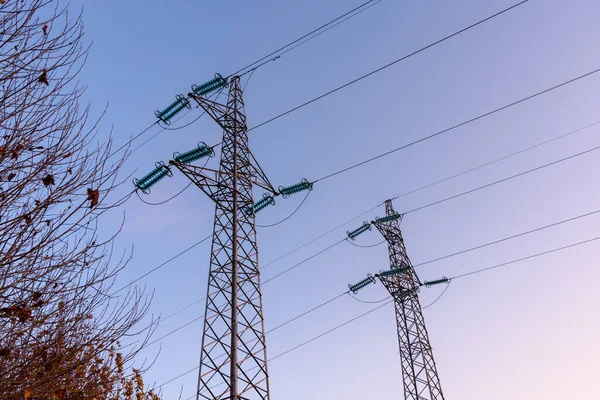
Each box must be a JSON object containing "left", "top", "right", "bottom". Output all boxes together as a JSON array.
[{"left": 68, "top": 0, "right": 600, "bottom": 398}]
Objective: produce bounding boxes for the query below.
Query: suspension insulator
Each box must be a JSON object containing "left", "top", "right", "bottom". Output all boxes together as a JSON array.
[
  {"left": 192, "top": 73, "right": 228, "bottom": 97},
  {"left": 378, "top": 267, "right": 408, "bottom": 278},
  {"left": 348, "top": 274, "right": 376, "bottom": 294},
  {"left": 133, "top": 161, "right": 172, "bottom": 193},
  {"left": 155, "top": 95, "right": 191, "bottom": 124},
  {"left": 375, "top": 213, "right": 402, "bottom": 224},
  {"left": 244, "top": 194, "right": 275, "bottom": 215},
  {"left": 278, "top": 178, "right": 313, "bottom": 198},
  {"left": 424, "top": 277, "right": 450, "bottom": 287},
  {"left": 346, "top": 222, "right": 372, "bottom": 240},
  {"left": 173, "top": 143, "right": 214, "bottom": 164}
]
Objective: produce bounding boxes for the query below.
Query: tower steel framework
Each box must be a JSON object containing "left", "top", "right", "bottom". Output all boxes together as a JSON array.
[
  {"left": 373, "top": 200, "right": 445, "bottom": 400},
  {"left": 173, "top": 76, "right": 275, "bottom": 400}
]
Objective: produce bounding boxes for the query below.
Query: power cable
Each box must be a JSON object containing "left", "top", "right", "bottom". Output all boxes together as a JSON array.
[
  {"left": 396, "top": 120, "right": 600, "bottom": 200},
  {"left": 228, "top": 0, "right": 384, "bottom": 78},
  {"left": 175, "top": 229, "right": 600, "bottom": 397},
  {"left": 147, "top": 132, "right": 600, "bottom": 324},
  {"left": 412, "top": 207, "right": 600, "bottom": 269},
  {"left": 313, "top": 67, "right": 600, "bottom": 183},
  {"left": 448, "top": 233, "right": 600, "bottom": 281},
  {"left": 170, "top": 299, "right": 393, "bottom": 397},
  {"left": 274, "top": 0, "right": 383, "bottom": 61},
  {"left": 113, "top": 233, "right": 212, "bottom": 294},
  {"left": 422, "top": 282, "right": 451, "bottom": 309},
  {"left": 247, "top": 1, "right": 529, "bottom": 133},
  {"left": 403, "top": 143, "right": 600, "bottom": 215},
  {"left": 349, "top": 292, "right": 388, "bottom": 304},
  {"left": 254, "top": 118, "right": 600, "bottom": 272},
  {"left": 345, "top": 238, "right": 386, "bottom": 248},
  {"left": 149, "top": 204, "right": 600, "bottom": 353},
  {"left": 109, "top": 121, "right": 159, "bottom": 160},
  {"left": 136, "top": 182, "right": 193, "bottom": 206},
  {"left": 262, "top": 205, "right": 379, "bottom": 268},
  {"left": 256, "top": 190, "right": 311, "bottom": 228},
  {"left": 261, "top": 238, "right": 346, "bottom": 284},
  {"left": 109, "top": 0, "right": 381, "bottom": 162},
  {"left": 131, "top": 128, "right": 600, "bottom": 328}
]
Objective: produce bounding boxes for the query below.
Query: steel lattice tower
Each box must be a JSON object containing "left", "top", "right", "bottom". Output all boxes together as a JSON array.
[
  {"left": 172, "top": 77, "right": 274, "bottom": 400},
  {"left": 372, "top": 200, "right": 445, "bottom": 400}
]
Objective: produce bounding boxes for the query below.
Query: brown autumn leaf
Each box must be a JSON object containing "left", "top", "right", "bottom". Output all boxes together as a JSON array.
[
  {"left": 42, "top": 22, "right": 48, "bottom": 36},
  {"left": 24, "top": 389, "right": 33, "bottom": 400},
  {"left": 87, "top": 188, "right": 99, "bottom": 208},
  {"left": 7, "top": 172, "right": 16, "bottom": 180},
  {"left": 0, "top": 348, "right": 9, "bottom": 357},
  {"left": 67, "top": 167, "right": 72, "bottom": 174},
  {"left": 38, "top": 69, "right": 49, "bottom": 86},
  {"left": 62, "top": 152, "right": 71, "bottom": 158},
  {"left": 42, "top": 174, "right": 55, "bottom": 186},
  {"left": 23, "top": 214, "right": 32, "bottom": 225},
  {"left": 54, "top": 388, "right": 66, "bottom": 399},
  {"left": 32, "top": 292, "right": 42, "bottom": 301}
]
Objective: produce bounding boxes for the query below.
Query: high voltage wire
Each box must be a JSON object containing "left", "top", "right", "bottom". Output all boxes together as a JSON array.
[
  {"left": 247, "top": 1, "right": 529, "bottom": 133},
  {"left": 228, "top": 0, "right": 384, "bottom": 78},
  {"left": 403, "top": 143, "right": 600, "bottom": 215},
  {"left": 312, "top": 66, "right": 600, "bottom": 183},
  {"left": 109, "top": 121, "right": 159, "bottom": 159},
  {"left": 114, "top": 0, "right": 528, "bottom": 177},
  {"left": 120, "top": 118, "right": 600, "bottom": 309},
  {"left": 114, "top": 234, "right": 212, "bottom": 294},
  {"left": 110, "top": 1, "right": 383, "bottom": 161},
  {"left": 168, "top": 230, "right": 600, "bottom": 396},
  {"left": 145, "top": 204, "right": 600, "bottom": 357},
  {"left": 395, "top": 120, "right": 600, "bottom": 199},
  {"left": 142, "top": 123, "right": 596, "bottom": 329},
  {"left": 112, "top": 0, "right": 528, "bottom": 188}
]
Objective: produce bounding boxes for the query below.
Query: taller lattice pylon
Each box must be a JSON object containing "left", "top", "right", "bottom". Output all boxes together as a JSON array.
[
  {"left": 372, "top": 200, "right": 445, "bottom": 400},
  {"left": 172, "top": 76, "right": 275, "bottom": 400}
]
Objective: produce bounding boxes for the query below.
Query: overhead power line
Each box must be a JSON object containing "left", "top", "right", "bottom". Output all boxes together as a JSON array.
[
  {"left": 404, "top": 143, "right": 600, "bottom": 215},
  {"left": 146, "top": 204, "right": 600, "bottom": 356},
  {"left": 229, "top": 0, "right": 384, "bottom": 78},
  {"left": 313, "top": 66, "right": 600, "bottom": 183},
  {"left": 129, "top": 118, "right": 600, "bottom": 315},
  {"left": 247, "top": 1, "right": 529, "bottom": 133},
  {"left": 111, "top": 1, "right": 383, "bottom": 161},
  {"left": 171, "top": 229, "right": 600, "bottom": 398}
]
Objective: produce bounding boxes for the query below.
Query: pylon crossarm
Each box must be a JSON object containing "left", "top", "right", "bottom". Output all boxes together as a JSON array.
[
  {"left": 248, "top": 151, "right": 276, "bottom": 194},
  {"left": 189, "top": 93, "right": 231, "bottom": 131}
]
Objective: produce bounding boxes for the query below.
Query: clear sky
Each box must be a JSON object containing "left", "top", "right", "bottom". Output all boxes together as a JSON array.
[{"left": 68, "top": 0, "right": 600, "bottom": 398}]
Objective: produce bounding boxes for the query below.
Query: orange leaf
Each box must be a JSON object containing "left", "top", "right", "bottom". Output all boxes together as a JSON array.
[
  {"left": 24, "top": 389, "right": 33, "bottom": 400},
  {"left": 86, "top": 188, "right": 99, "bottom": 208},
  {"left": 54, "top": 388, "right": 66, "bottom": 399}
]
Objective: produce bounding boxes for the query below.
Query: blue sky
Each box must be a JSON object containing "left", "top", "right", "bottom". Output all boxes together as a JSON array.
[{"left": 69, "top": 0, "right": 600, "bottom": 398}]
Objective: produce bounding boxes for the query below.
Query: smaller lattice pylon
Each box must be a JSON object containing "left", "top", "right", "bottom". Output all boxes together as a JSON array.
[{"left": 372, "top": 199, "right": 445, "bottom": 400}]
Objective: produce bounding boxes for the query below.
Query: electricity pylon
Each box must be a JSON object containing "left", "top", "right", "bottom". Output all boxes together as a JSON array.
[
  {"left": 172, "top": 76, "right": 275, "bottom": 400},
  {"left": 372, "top": 199, "right": 445, "bottom": 400}
]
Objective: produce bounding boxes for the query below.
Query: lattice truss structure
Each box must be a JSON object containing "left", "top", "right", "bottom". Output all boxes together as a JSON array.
[
  {"left": 172, "top": 77, "right": 275, "bottom": 400},
  {"left": 373, "top": 200, "right": 445, "bottom": 400}
]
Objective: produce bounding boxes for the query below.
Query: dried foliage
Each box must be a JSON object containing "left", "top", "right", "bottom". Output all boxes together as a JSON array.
[{"left": 0, "top": 1, "right": 159, "bottom": 399}]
